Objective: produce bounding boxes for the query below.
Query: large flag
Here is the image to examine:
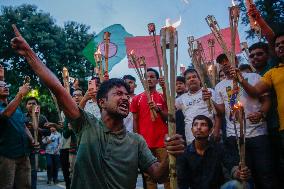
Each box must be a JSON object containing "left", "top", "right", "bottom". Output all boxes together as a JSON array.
[
  {"left": 125, "top": 36, "right": 162, "bottom": 68},
  {"left": 82, "top": 24, "right": 133, "bottom": 72},
  {"left": 196, "top": 27, "right": 241, "bottom": 62}
]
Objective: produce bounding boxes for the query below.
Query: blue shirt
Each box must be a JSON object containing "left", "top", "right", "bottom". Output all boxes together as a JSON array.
[
  {"left": 0, "top": 102, "right": 30, "bottom": 158},
  {"left": 42, "top": 131, "right": 61, "bottom": 155}
]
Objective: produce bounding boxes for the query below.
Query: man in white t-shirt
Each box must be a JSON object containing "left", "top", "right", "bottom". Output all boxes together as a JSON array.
[
  {"left": 175, "top": 68, "right": 217, "bottom": 145},
  {"left": 214, "top": 53, "right": 276, "bottom": 188},
  {"left": 123, "top": 75, "right": 137, "bottom": 132}
]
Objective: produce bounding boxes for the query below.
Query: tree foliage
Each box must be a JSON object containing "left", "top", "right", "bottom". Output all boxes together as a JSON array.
[
  {"left": 238, "top": 0, "right": 284, "bottom": 39},
  {"left": 0, "top": 4, "right": 94, "bottom": 122}
]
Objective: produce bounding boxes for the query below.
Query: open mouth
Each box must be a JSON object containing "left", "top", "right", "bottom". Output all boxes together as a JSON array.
[{"left": 119, "top": 102, "right": 129, "bottom": 112}]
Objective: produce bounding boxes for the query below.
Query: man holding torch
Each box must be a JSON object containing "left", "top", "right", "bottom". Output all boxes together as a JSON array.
[
  {"left": 131, "top": 68, "right": 170, "bottom": 189},
  {"left": 11, "top": 26, "right": 184, "bottom": 189},
  {"left": 214, "top": 53, "right": 276, "bottom": 188}
]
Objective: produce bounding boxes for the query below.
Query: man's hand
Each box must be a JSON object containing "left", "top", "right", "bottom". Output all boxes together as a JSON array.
[
  {"left": 234, "top": 164, "right": 251, "bottom": 181},
  {"left": 247, "top": 112, "right": 262, "bottom": 124},
  {"left": 165, "top": 134, "right": 185, "bottom": 156},
  {"left": 202, "top": 88, "right": 212, "bottom": 101},
  {"left": 18, "top": 83, "right": 31, "bottom": 97},
  {"left": 159, "top": 77, "right": 166, "bottom": 89},
  {"left": 11, "top": 37, "right": 31, "bottom": 57},
  {"left": 148, "top": 101, "right": 160, "bottom": 113},
  {"left": 27, "top": 122, "right": 33, "bottom": 129},
  {"left": 88, "top": 88, "right": 97, "bottom": 100},
  {"left": 32, "top": 141, "right": 40, "bottom": 149},
  {"left": 228, "top": 67, "right": 244, "bottom": 83},
  {"left": 247, "top": 4, "right": 261, "bottom": 19}
]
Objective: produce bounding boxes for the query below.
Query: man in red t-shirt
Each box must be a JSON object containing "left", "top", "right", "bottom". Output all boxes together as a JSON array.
[{"left": 131, "top": 68, "right": 170, "bottom": 189}]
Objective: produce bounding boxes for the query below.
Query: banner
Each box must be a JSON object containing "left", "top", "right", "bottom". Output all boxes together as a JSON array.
[
  {"left": 196, "top": 27, "right": 241, "bottom": 62},
  {"left": 125, "top": 36, "right": 162, "bottom": 68}
]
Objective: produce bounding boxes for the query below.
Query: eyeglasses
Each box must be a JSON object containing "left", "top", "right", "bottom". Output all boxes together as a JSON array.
[
  {"left": 249, "top": 52, "right": 265, "bottom": 58},
  {"left": 72, "top": 94, "right": 83, "bottom": 98},
  {"left": 0, "top": 84, "right": 10, "bottom": 88}
]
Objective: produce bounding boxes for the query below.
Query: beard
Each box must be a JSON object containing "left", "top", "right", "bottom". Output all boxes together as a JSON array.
[{"left": 106, "top": 108, "right": 129, "bottom": 119}]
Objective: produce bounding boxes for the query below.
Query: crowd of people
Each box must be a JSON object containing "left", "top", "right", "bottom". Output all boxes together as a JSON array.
[{"left": 0, "top": 4, "right": 284, "bottom": 189}]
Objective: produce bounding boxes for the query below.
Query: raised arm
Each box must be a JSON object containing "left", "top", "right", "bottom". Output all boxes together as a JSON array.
[
  {"left": 10, "top": 26, "right": 80, "bottom": 119},
  {"left": 247, "top": 4, "right": 275, "bottom": 46},
  {"left": 238, "top": 76, "right": 270, "bottom": 98},
  {"left": 1, "top": 84, "right": 29, "bottom": 117}
]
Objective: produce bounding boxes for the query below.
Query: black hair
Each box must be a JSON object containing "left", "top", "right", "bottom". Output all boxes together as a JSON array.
[
  {"left": 96, "top": 78, "right": 130, "bottom": 108},
  {"left": 248, "top": 42, "right": 269, "bottom": 54},
  {"left": 239, "top": 64, "right": 252, "bottom": 72},
  {"left": 147, "top": 68, "right": 159, "bottom": 79},
  {"left": 25, "top": 97, "right": 39, "bottom": 105},
  {"left": 273, "top": 32, "right": 284, "bottom": 44},
  {"left": 91, "top": 76, "right": 101, "bottom": 84},
  {"left": 122, "top": 75, "right": 136, "bottom": 82},
  {"left": 183, "top": 68, "right": 199, "bottom": 78},
  {"left": 73, "top": 87, "right": 85, "bottom": 96},
  {"left": 176, "top": 76, "right": 185, "bottom": 83},
  {"left": 216, "top": 53, "right": 228, "bottom": 64},
  {"left": 192, "top": 115, "right": 213, "bottom": 129}
]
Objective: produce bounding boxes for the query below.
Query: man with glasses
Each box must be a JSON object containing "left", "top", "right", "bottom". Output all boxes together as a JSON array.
[
  {"left": 248, "top": 42, "right": 278, "bottom": 76},
  {"left": 61, "top": 88, "right": 84, "bottom": 189},
  {"left": 0, "top": 80, "right": 32, "bottom": 189},
  {"left": 248, "top": 42, "right": 280, "bottom": 182}
]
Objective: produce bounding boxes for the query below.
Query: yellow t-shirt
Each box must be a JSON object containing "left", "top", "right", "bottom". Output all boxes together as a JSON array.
[{"left": 261, "top": 64, "right": 284, "bottom": 131}]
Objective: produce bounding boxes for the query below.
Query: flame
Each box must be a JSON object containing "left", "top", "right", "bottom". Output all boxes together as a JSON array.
[
  {"left": 233, "top": 101, "right": 243, "bottom": 109},
  {"left": 232, "top": 0, "right": 236, "bottom": 6},
  {"left": 95, "top": 46, "right": 101, "bottom": 55},
  {"left": 208, "top": 65, "right": 213, "bottom": 72},
  {"left": 165, "top": 16, "right": 181, "bottom": 28},
  {"left": 130, "top": 50, "right": 134, "bottom": 55}
]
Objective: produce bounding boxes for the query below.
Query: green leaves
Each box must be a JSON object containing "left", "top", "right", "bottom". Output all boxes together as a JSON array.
[{"left": 0, "top": 4, "right": 94, "bottom": 121}]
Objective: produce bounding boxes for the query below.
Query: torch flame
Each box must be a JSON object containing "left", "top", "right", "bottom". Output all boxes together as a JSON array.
[
  {"left": 95, "top": 46, "right": 101, "bottom": 55},
  {"left": 208, "top": 65, "right": 213, "bottom": 72},
  {"left": 233, "top": 101, "right": 243, "bottom": 109},
  {"left": 165, "top": 16, "right": 181, "bottom": 28}
]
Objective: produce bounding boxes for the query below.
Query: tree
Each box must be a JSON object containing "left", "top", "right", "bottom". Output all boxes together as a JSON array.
[
  {"left": 238, "top": 0, "right": 284, "bottom": 40},
  {"left": 0, "top": 4, "right": 94, "bottom": 122}
]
